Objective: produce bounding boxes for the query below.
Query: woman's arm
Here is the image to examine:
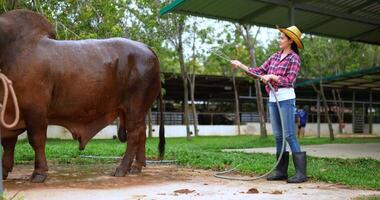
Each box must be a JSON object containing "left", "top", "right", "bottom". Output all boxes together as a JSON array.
[
  {"left": 230, "top": 55, "right": 273, "bottom": 77},
  {"left": 268, "top": 56, "right": 300, "bottom": 86},
  {"left": 248, "top": 56, "right": 271, "bottom": 76}
]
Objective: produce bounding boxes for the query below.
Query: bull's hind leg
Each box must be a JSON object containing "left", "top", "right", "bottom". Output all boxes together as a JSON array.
[
  {"left": 2, "top": 136, "right": 18, "bottom": 179},
  {"left": 114, "top": 93, "right": 153, "bottom": 177},
  {"left": 27, "top": 126, "right": 49, "bottom": 183},
  {"left": 130, "top": 124, "right": 146, "bottom": 174},
  {"left": 114, "top": 120, "right": 146, "bottom": 177}
]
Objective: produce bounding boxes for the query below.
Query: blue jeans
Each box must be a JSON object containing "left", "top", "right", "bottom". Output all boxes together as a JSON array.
[{"left": 269, "top": 99, "right": 301, "bottom": 154}]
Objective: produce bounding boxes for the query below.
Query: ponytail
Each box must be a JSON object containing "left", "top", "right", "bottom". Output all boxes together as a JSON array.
[{"left": 291, "top": 42, "right": 299, "bottom": 55}]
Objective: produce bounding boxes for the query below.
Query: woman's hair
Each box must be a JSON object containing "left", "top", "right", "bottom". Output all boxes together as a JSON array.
[{"left": 285, "top": 35, "right": 299, "bottom": 55}]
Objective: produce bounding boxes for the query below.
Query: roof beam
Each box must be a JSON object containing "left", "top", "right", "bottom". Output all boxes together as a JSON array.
[
  {"left": 350, "top": 26, "right": 380, "bottom": 40},
  {"left": 254, "top": 0, "right": 380, "bottom": 26},
  {"left": 239, "top": 5, "right": 275, "bottom": 23}
]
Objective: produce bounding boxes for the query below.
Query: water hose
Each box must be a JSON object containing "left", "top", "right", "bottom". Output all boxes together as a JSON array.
[
  {"left": 79, "top": 155, "right": 176, "bottom": 164},
  {"left": 210, "top": 50, "right": 286, "bottom": 181}
]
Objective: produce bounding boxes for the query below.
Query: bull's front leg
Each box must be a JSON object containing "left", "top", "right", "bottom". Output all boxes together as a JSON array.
[
  {"left": 2, "top": 136, "right": 18, "bottom": 179},
  {"left": 114, "top": 124, "right": 145, "bottom": 177},
  {"left": 27, "top": 125, "right": 49, "bottom": 183}
]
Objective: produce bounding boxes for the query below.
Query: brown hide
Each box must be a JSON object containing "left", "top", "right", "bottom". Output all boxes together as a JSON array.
[{"left": 0, "top": 9, "right": 165, "bottom": 182}]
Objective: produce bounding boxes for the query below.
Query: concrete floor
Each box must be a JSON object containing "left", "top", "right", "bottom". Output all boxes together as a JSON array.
[
  {"left": 223, "top": 143, "right": 380, "bottom": 160},
  {"left": 4, "top": 164, "right": 380, "bottom": 200}
]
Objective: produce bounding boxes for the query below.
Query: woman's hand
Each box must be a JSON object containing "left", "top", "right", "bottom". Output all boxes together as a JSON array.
[
  {"left": 260, "top": 74, "right": 279, "bottom": 84},
  {"left": 260, "top": 75, "right": 271, "bottom": 84},
  {"left": 230, "top": 60, "right": 242, "bottom": 70}
]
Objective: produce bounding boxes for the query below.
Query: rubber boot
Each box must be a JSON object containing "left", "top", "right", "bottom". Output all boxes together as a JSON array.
[
  {"left": 287, "top": 152, "right": 308, "bottom": 183},
  {"left": 267, "top": 151, "right": 289, "bottom": 180}
]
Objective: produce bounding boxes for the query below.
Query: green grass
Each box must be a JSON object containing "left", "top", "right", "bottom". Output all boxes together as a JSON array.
[
  {"left": 12, "top": 136, "right": 380, "bottom": 190},
  {"left": 353, "top": 195, "right": 380, "bottom": 200}
]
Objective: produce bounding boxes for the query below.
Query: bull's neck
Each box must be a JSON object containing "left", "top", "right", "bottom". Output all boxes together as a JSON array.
[
  {"left": 0, "top": 18, "right": 9, "bottom": 62},
  {"left": 0, "top": 18, "right": 16, "bottom": 67}
]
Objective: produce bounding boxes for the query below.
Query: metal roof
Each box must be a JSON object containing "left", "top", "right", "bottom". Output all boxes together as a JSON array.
[
  {"left": 296, "top": 66, "right": 380, "bottom": 90},
  {"left": 161, "top": 73, "right": 380, "bottom": 102},
  {"left": 160, "top": 0, "right": 380, "bottom": 45}
]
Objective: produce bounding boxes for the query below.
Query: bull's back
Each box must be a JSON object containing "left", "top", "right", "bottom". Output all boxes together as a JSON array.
[{"left": 38, "top": 37, "right": 159, "bottom": 120}]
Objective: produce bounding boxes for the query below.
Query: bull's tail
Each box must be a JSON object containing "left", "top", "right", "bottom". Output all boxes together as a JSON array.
[
  {"left": 147, "top": 45, "right": 165, "bottom": 160},
  {"left": 158, "top": 89, "right": 165, "bottom": 160}
]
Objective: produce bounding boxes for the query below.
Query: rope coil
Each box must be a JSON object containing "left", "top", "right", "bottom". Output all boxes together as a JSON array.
[{"left": 0, "top": 73, "right": 20, "bottom": 129}]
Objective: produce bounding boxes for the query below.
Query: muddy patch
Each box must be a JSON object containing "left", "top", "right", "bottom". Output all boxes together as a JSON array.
[{"left": 4, "top": 164, "right": 188, "bottom": 190}]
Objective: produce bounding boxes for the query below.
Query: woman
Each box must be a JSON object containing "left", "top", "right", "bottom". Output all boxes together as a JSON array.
[{"left": 231, "top": 26, "right": 307, "bottom": 183}]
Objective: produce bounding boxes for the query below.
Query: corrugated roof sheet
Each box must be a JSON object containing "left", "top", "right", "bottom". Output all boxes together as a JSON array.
[{"left": 160, "top": 0, "right": 380, "bottom": 45}]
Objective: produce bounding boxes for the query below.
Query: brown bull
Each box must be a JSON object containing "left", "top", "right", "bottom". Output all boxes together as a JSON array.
[{"left": 0, "top": 9, "right": 165, "bottom": 183}]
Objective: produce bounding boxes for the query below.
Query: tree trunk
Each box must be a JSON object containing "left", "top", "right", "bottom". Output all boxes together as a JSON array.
[
  {"left": 188, "top": 25, "right": 199, "bottom": 136},
  {"left": 232, "top": 73, "right": 241, "bottom": 135},
  {"left": 332, "top": 89, "right": 343, "bottom": 134},
  {"left": 320, "top": 83, "right": 334, "bottom": 140},
  {"left": 189, "top": 73, "right": 199, "bottom": 136},
  {"left": 175, "top": 18, "right": 191, "bottom": 141},
  {"left": 180, "top": 58, "right": 191, "bottom": 140},
  {"left": 255, "top": 80, "right": 267, "bottom": 137},
  {"left": 312, "top": 81, "right": 334, "bottom": 140},
  {"left": 240, "top": 24, "right": 267, "bottom": 137}
]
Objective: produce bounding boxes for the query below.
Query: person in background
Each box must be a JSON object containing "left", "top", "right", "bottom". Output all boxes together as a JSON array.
[{"left": 297, "top": 105, "right": 309, "bottom": 138}]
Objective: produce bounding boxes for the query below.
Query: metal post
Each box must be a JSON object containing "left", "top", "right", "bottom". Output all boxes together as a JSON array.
[
  {"left": 369, "top": 89, "right": 373, "bottom": 134},
  {"left": 288, "top": 0, "right": 295, "bottom": 26},
  {"left": 362, "top": 102, "right": 365, "bottom": 134},
  {"left": 317, "top": 93, "right": 321, "bottom": 138},
  {"left": 352, "top": 91, "right": 356, "bottom": 134}
]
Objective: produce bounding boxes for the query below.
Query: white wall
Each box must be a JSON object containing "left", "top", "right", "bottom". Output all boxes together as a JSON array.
[{"left": 15, "top": 122, "right": 380, "bottom": 140}]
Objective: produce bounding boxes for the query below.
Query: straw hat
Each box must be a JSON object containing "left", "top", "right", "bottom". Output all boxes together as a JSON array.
[{"left": 277, "top": 25, "right": 304, "bottom": 49}]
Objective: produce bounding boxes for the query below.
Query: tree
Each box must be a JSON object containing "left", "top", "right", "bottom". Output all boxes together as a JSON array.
[
  {"left": 235, "top": 24, "right": 267, "bottom": 138},
  {"left": 311, "top": 81, "right": 334, "bottom": 141}
]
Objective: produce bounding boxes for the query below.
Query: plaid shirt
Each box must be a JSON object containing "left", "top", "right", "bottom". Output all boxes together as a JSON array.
[{"left": 248, "top": 50, "right": 301, "bottom": 94}]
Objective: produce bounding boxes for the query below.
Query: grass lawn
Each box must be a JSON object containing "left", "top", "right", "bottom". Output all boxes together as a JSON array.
[{"left": 13, "top": 136, "right": 380, "bottom": 190}]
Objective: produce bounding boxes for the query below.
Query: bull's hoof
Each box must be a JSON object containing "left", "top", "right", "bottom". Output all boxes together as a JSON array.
[
  {"left": 30, "top": 172, "right": 47, "bottom": 183},
  {"left": 2, "top": 173, "right": 8, "bottom": 180},
  {"left": 130, "top": 166, "right": 142, "bottom": 174},
  {"left": 113, "top": 167, "right": 128, "bottom": 177}
]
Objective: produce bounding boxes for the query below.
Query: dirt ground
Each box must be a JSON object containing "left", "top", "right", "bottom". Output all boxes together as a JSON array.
[{"left": 4, "top": 164, "right": 380, "bottom": 200}]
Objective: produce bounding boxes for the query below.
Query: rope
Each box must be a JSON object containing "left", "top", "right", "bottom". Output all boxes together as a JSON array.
[{"left": 0, "top": 73, "right": 20, "bottom": 129}]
